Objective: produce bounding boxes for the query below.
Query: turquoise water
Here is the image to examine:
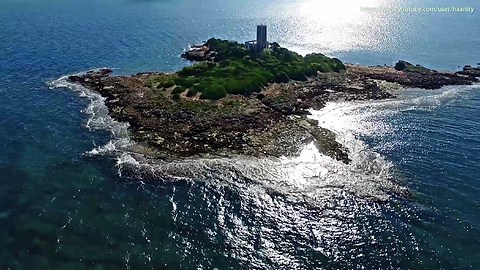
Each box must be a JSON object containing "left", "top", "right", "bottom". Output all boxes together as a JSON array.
[{"left": 1, "top": 0, "right": 479, "bottom": 268}]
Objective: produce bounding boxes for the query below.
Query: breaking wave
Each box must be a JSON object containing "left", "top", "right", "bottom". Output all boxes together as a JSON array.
[{"left": 47, "top": 71, "right": 133, "bottom": 157}]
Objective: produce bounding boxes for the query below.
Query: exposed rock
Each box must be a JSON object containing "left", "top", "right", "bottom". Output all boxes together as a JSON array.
[
  {"left": 456, "top": 65, "right": 480, "bottom": 77},
  {"left": 67, "top": 61, "right": 477, "bottom": 164},
  {"left": 394, "top": 60, "right": 412, "bottom": 71},
  {"left": 348, "top": 64, "right": 476, "bottom": 89},
  {"left": 181, "top": 46, "right": 215, "bottom": 61}
]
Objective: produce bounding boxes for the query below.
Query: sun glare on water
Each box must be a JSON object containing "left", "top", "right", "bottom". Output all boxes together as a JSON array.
[
  {"left": 297, "top": 0, "right": 380, "bottom": 22},
  {"left": 276, "top": 0, "right": 398, "bottom": 54}
]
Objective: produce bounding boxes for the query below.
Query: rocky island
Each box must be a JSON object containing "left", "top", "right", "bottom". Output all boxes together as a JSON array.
[{"left": 68, "top": 38, "right": 479, "bottom": 163}]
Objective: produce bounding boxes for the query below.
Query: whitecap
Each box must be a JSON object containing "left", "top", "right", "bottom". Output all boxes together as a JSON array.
[{"left": 47, "top": 71, "right": 133, "bottom": 157}]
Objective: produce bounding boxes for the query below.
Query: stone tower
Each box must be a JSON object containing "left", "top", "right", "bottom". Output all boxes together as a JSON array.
[{"left": 256, "top": 24, "right": 268, "bottom": 50}]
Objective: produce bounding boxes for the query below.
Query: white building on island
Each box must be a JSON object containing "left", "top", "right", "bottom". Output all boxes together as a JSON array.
[{"left": 245, "top": 24, "right": 269, "bottom": 51}]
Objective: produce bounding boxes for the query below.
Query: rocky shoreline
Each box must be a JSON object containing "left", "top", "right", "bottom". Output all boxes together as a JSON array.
[{"left": 67, "top": 58, "right": 478, "bottom": 164}]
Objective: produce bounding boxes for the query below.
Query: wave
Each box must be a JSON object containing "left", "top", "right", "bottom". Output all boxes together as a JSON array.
[{"left": 47, "top": 71, "right": 133, "bottom": 157}]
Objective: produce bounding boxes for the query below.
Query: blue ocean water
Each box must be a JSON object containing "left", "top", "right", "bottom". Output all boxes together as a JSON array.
[{"left": 1, "top": 0, "right": 479, "bottom": 269}]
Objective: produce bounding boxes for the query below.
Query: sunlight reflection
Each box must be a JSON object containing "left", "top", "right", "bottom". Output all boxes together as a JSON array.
[
  {"left": 276, "top": 0, "right": 399, "bottom": 54},
  {"left": 297, "top": 0, "right": 381, "bottom": 22}
]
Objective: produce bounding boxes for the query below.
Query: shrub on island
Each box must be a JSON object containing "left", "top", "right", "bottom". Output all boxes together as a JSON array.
[
  {"left": 200, "top": 84, "right": 227, "bottom": 100},
  {"left": 162, "top": 80, "right": 175, "bottom": 88},
  {"left": 172, "top": 86, "right": 186, "bottom": 94},
  {"left": 186, "top": 88, "right": 199, "bottom": 97}
]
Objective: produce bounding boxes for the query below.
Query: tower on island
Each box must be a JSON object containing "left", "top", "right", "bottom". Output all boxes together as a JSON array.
[
  {"left": 245, "top": 24, "right": 269, "bottom": 51},
  {"left": 256, "top": 24, "right": 268, "bottom": 50}
]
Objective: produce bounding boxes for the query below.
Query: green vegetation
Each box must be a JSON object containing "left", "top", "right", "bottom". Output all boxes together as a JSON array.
[
  {"left": 404, "top": 65, "right": 432, "bottom": 73},
  {"left": 395, "top": 60, "right": 432, "bottom": 74},
  {"left": 148, "top": 38, "right": 345, "bottom": 100},
  {"left": 172, "top": 92, "right": 181, "bottom": 102},
  {"left": 172, "top": 86, "right": 186, "bottom": 94}
]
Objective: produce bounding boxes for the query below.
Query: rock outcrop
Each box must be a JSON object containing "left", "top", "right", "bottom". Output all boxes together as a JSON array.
[
  {"left": 456, "top": 65, "right": 480, "bottom": 77},
  {"left": 181, "top": 45, "right": 216, "bottom": 61},
  {"left": 66, "top": 60, "right": 477, "bottom": 164}
]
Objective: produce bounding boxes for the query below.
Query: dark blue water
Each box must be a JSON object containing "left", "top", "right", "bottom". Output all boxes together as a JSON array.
[{"left": 1, "top": 0, "right": 479, "bottom": 269}]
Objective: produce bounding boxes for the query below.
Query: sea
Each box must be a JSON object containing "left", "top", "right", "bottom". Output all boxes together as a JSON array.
[{"left": 0, "top": 0, "right": 479, "bottom": 269}]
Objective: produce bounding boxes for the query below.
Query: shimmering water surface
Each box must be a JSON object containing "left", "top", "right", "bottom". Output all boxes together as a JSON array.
[{"left": 1, "top": 0, "right": 479, "bottom": 269}]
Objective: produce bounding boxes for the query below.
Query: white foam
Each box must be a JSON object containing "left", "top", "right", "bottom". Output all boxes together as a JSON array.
[
  {"left": 304, "top": 84, "right": 479, "bottom": 197},
  {"left": 107, "top": 139, "right": 400, "bottom": 201},
  {"left": 48, "top": 71, "right": 134, "bottom": 157}
]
